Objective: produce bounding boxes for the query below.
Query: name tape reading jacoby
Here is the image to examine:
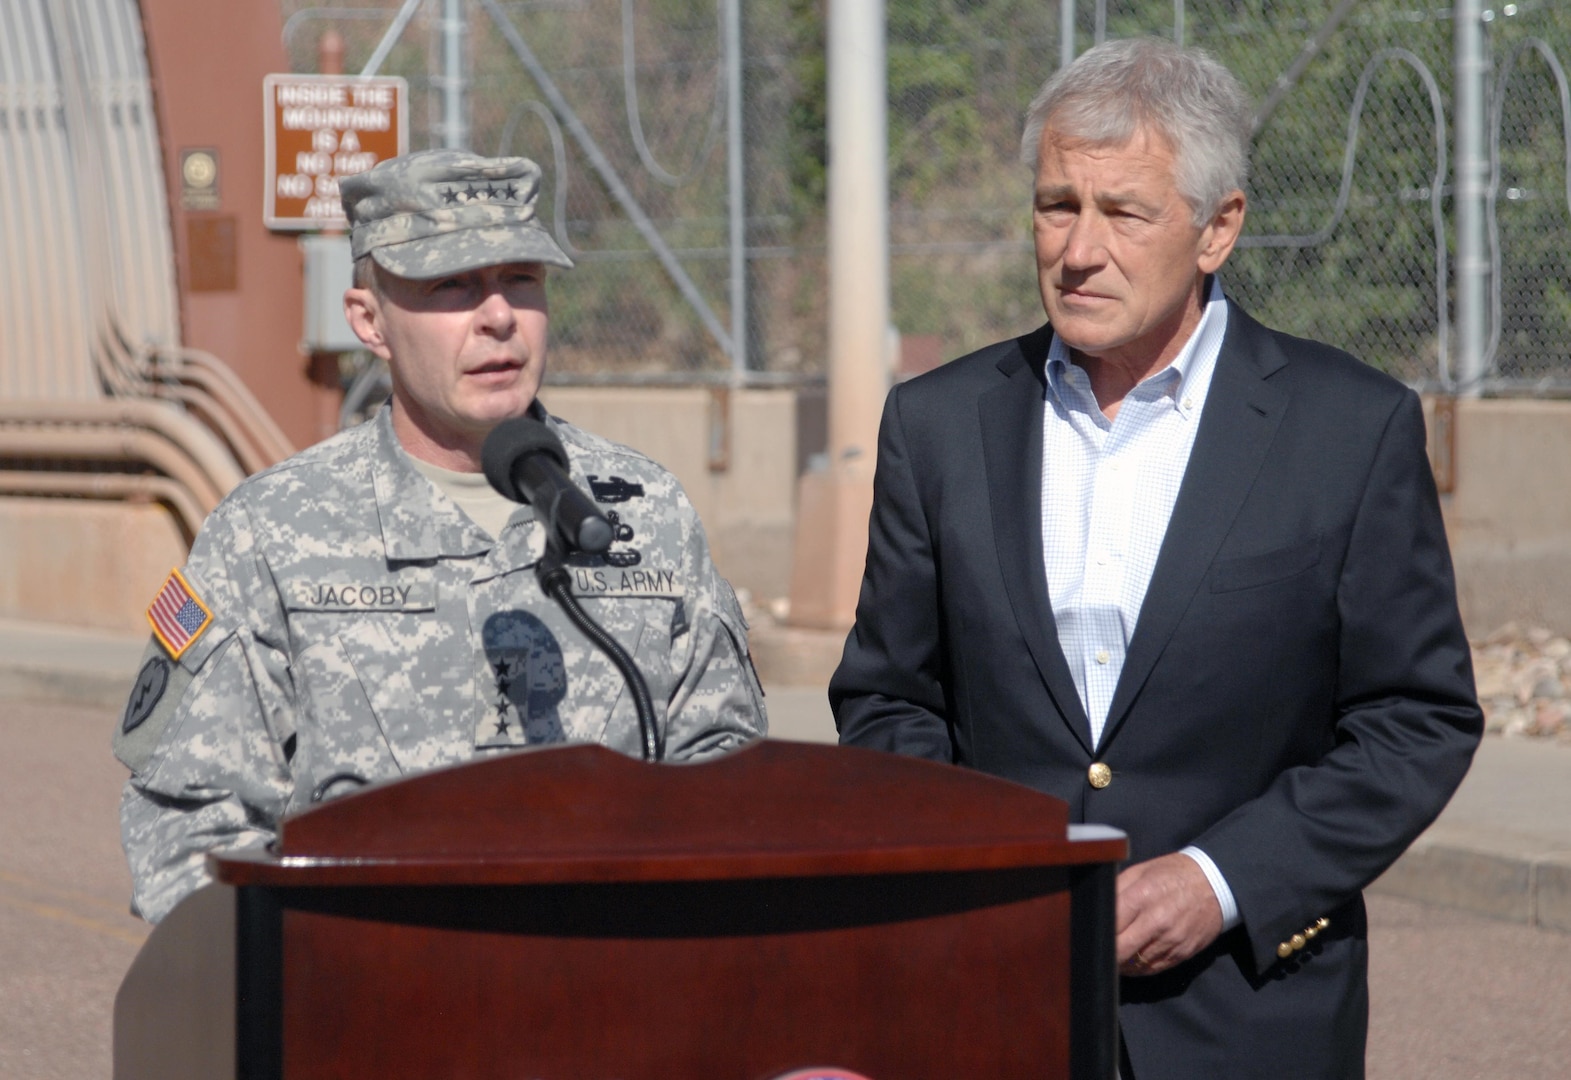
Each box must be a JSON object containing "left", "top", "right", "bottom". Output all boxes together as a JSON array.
[{"left": 288, "top": 581, "right": 438, "bottom": 612}]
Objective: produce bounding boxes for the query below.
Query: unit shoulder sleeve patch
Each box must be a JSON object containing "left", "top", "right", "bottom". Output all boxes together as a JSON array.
[{"left": 113, "top": 641, "right": 197, "bottom": 775}]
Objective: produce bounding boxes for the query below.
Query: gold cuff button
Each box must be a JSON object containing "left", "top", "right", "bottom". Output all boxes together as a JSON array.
[
  {"left": 1277, "top": 916, "right": 1333, "bottom": 963},
  {"left": 1088, "top": 762, "right": 1112, "bottom": 788}
]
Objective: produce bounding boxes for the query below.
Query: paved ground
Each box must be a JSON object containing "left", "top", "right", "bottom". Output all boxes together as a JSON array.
[
  {"left": 4, "top": 626, "right": 1571, "bottom": 1077},
  {"left": 5, "top": 693, "right": 1571, "bottom": 1079},
  {"left": 1366, "top": 894, "right": 1571, "bottom": 1078},
  {"left": 0, "top": 701, "right": 148, "bottom": 1080}
]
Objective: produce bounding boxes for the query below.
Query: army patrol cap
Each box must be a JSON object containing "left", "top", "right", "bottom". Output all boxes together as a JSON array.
[{"left": 340, "top": 149, "right": 573, "bottom": 280}]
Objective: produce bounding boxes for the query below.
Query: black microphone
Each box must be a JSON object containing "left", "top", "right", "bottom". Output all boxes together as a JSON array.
[
  {"left": 482, "top": 417, "right": 614, "bottom": 555},
  {"left": 482, "top": 416, "right": 662, "bottom": 760}
]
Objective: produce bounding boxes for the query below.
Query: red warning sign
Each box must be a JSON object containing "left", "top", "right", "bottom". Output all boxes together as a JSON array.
[{"left": 263, "top": 73, "right": 407, "bottom": 231}]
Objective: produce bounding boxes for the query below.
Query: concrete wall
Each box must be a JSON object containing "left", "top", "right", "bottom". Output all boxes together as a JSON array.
[
  {"left": 2, "top": 391, "right": 1567, "bottom": 637},
  {"left": 539, "top": 387, "right": 809, "bottom": 600},
  {"left": 0, "top": 387, "right": 814, "bottom": 633},
  {"left": 0, "top": 499, "right": 185, "bottom": 635},
  {"left": 1431, "top": 398, "right": 1571, "bottom": 636},
  {"left": 140, "top": 0, "right": 341, "bottom": 448},
  {"left": 543, "top": 390, "right": 1571, "bottom": 636}
]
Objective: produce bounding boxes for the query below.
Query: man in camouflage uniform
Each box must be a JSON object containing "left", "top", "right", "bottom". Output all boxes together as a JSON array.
[{"left": 113, "top": 150, "right": 767, "bottom": 923}]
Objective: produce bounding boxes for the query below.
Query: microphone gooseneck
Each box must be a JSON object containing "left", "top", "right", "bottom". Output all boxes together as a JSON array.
[
  {"left": 481, "top": 416, "right": 663, "bottom": 761},
  {"left": 538, "top": 565, "right": 664, "bottom": 762}
]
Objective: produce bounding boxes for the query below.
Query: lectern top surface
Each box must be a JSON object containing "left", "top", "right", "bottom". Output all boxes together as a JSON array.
[{"left": 212, "top": 741, "right": 1127, "bottom": 887}]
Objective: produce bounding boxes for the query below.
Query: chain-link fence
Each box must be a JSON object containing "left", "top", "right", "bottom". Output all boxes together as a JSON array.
[
  {"left": 283, "top": 0, "right": 816, "bottom": 381},
  {"left": 279, "top": 1, "right": 1571, "bottom": 392},
  {"left": 1487, "top": 6, "right": 1571, "bottom": 388}
]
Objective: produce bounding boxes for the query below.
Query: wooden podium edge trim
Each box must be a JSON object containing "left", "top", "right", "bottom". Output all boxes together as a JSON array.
[{"left": 213, "top": 835, "right": 1130, "bottom": 888}]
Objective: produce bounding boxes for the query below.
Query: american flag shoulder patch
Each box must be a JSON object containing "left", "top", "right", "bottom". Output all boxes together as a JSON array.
[{"left": 146, "top": 568, "right": 214, "bottom": 660}]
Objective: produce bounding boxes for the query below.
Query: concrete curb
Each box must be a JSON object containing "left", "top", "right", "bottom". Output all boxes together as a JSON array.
[
  {"left": 0, "top": 665, "right": 135, "bottom": 713},
  {"left": 1370, "top": 824, "right": 1571, "bottom": 934},
  {"left": 0, "top": 616, "right": 143, "bottom": 714}
]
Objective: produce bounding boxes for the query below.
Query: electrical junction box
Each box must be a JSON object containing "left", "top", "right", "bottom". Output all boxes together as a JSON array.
[{"left": 300, "top": 233, "right": 360, "bottom": 352}]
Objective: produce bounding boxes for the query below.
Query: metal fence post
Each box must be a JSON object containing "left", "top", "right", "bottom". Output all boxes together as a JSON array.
[
  {"left": 825, "top": 0, "right": 888, "bottom": 473},
  {"left": 440, "top": 0, "right": 469, "bottom": 149},
  {"left": 724, "top": 0, "right": 747, "bottom": 380},
  {"left": 1060, "top": 0, "right": 1076, "bottom": 69},
  {"left": 1454, "top": 0, "right": 1490, "bottom": 393},
  {"left": 786, "top": 0, "right": 889, "bottom": 629}
]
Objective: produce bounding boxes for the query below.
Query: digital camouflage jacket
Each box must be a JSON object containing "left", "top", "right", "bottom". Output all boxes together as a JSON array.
[{"left": 114, "top": 406, "right": 765, "bottom": 922}]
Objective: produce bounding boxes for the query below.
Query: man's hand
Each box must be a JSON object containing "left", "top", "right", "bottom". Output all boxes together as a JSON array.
[{"left": 1115, "top": 853, "right": 1224, "bottom": 977}]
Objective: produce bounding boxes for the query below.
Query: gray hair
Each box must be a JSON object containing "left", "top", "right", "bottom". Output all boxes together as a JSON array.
[{"left": 1019, "top": 37, "right": 1252, "bottom": 224}]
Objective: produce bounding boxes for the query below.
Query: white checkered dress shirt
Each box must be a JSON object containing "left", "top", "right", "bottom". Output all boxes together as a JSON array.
[{"left": 1041, "top": 277, "right": 1239, "bottom": 928}]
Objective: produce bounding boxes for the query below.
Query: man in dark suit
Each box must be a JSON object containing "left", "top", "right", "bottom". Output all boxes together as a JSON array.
[{"left": 831, "top": 38, "right": 1481, "bottom": 1079}]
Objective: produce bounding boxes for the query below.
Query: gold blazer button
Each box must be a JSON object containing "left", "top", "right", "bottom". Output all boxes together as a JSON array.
[{"left": 1088, "top": 762, "right": 1112, "bottom": 789}]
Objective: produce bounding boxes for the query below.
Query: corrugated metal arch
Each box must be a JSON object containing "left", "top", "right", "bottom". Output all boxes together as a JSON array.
[{"left": 0, "top": 0, "right": 178, "bottom": 401}]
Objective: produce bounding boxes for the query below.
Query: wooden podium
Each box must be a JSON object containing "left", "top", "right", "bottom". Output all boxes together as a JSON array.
[{"left": 114, "top": 740, "right": 1126, "bottom": 1079}]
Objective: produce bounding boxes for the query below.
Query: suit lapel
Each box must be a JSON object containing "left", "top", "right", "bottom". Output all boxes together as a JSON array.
[
  {"left": 979, "top": 325, "right": 1095, "bottom": 753},
  {"left": 1098, "top": 305, "right": 1290, "bottom": 750}
]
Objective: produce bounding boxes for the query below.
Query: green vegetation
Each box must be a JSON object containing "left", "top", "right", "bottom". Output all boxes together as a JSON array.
[{"left": 279, "top": 0, "right": 1571, "bottom": 385}]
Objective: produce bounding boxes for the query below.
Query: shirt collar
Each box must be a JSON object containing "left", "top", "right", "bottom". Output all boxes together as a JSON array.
[
  {"left": 367, "top": 405, "right": 497, "bottom": 562},
  {"left": 1045, "top": 275, "right": 1228, "bottom": 412}
]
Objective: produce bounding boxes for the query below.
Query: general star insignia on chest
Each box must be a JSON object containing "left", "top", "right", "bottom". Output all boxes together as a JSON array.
[
  {"left": 490, "top": 657, "right": 522, "bottom": 738},
  {"left": 493, "top": 655, "right": 519, "bottom": 689}
]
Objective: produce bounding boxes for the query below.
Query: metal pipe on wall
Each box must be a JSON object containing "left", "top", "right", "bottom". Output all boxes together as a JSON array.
[
  {"left": 0, "top": 399, "right": 245, "bottom": 493},
  {"left": 147, "top": 385, "right": 272, "bottom": 476},
  {"left": 2, "top": 0, "right": 96, "bottom": 398},
  {"left": 95, "top": 323, "right": 294, "bottom": 474},
  {"left": 146, "top": 345, "right": 297, "bottom": 464},
  {"left": 0, "top": 427, "right": 224, "bottom": 512},
  {"left": 0, "top": 470, "right": 208, "bottom": 541}
]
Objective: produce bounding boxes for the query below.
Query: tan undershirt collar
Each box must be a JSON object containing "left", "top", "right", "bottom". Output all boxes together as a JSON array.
[{"left": 407, "top": 456, "right": 522, "bottom": 540}]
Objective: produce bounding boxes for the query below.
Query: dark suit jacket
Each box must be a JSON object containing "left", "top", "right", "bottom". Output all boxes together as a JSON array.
[{"left": 830, "top": 303, "right": 1482, "bottom": 1079}]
